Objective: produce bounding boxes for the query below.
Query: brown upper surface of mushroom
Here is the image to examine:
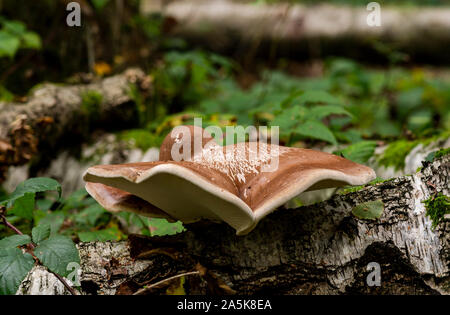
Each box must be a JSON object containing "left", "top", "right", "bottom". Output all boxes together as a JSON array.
[{"left": 83, "top": 125, "right": 376, "bottom": 235}]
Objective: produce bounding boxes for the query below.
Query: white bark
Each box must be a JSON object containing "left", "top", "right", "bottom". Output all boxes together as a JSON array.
[{"left": 18, "top": 154, "right": 450, "bottom": 295}]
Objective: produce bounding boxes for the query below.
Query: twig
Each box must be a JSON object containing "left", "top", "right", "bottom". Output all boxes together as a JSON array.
[
  {"left": 0, "top": 213, "right": 77, "bottom": 295},
  {"left": 133, "top": 271, "right": 200, "bottom": 295}
]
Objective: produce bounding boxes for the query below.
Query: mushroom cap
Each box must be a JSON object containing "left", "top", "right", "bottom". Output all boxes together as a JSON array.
[
  {"left": 159, "top": 125, "right": 215, "bottom": 161},
  {"left": 84, "top": 130, "right": 376, "bottom": 235}
]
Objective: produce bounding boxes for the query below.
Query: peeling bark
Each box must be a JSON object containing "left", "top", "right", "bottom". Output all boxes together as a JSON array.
[
  {"left": 17, "top": 154, "right": 449, "bottom": 295},
  {"left": 0, "top": 68, "right": 151, "bottom": 180}
]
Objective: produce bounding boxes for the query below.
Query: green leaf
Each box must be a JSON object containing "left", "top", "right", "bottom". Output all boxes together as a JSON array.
[
  {"left": 309, "top": 105, "right": 352, "bottom": 119},
  {"left": 2, "top": 20, "right": 26, "bottom": 36},
  {"left": 78, "top": 227, "right": 121, "bottom": 242},
  {"left": 294, "top": 120, "right": 337, "bottom": 144},
  {"left": 0, "top": 248, "right": 34, "bottom": 295},
  {"left": 91, "top": 0, "right": 110, "bottom": 10},
  {"left": 352, "top": 200, "right": 384, "bottom": 220},
  {"left": 37, "top": 212, "right": 65, "bottom": 235},
  {"left": 21, "top": 31, "right": 41, "bottom": 49},
  {"left": 34, "top": 235, "right": 80, "bottom": 277},
  {"left": 75, "top": 204, "right": 106, "bottom": 226},
  {"left": 0, "top": 31, "right": 20, "bottom": 58},
  {"left": 0, "top": 235, "right": 31, "bottom": 249},
  {"left": 8, "top": 193, "right": 35, "bottom": 220},
  {"left": 149, "top": 218, "right": 185, "bottom": 237},
  {"left": 31, "top": 224, "right": 51, "bottom": 244},
  {"left": 335, "top": 141, "right": 377, "bottom": 164},
  {"left": 4, "top": 177, "right": 61, "bottom": 207},
  {"left": 296, "top": 90, "right": 340, "bottom": 105}
]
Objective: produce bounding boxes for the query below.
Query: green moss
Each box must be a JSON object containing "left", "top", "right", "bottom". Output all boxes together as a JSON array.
[
  {"left": 81, "top": 90, "right": 103, "bottom": 120},
  {"left": 423, "top": 193, "right": 450, "bottom": 229},
  {"left": 118, "top": 129, "right": 164, "bottom": 151},
  {"left": 339, "top": 177, "right": 390, "bottom": 195},
  {"left": 377, "top": 140, "right": 419, "bottom": 171}
]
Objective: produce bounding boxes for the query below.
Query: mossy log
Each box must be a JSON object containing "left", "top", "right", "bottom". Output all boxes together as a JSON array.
[
  {"left": 18, "top": 154, "right": 449, "bottom": 295},
  {"left": 0, "top": 68, "right": 151, "bottom": 180}
]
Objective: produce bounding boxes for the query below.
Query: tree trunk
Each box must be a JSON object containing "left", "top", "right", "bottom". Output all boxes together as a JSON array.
[
  {"left": 0, "top": 68, "right": 150, "bottom": 180},
  {"left": 17, "top": 154, "right": 450, "bottom": 295},
  {"left": 150, "top": 1, "right": 450, "bottom": 63}
]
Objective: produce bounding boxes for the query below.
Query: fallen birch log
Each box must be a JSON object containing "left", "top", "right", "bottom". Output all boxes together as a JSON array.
[
  {"left": 149, "top": 1, "right": 450, "bottom": 62},
  {"left": 18, "top": 154, "right": 449, "bottom": 295},
  {"left": 0, "top": 68, "right": 150, "bottom": 180}
]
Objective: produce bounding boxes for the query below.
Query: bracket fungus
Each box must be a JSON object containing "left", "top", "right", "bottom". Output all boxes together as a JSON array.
[{"left": 84, "top": 125, "right": 376, "bottom": 235}]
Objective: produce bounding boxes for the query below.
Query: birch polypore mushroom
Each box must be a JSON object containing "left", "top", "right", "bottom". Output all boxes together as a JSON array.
[{"left": 84, "top": 125, "right": 376, "bottom": 235}]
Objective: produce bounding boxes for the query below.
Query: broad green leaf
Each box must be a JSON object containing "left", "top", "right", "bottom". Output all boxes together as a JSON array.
[
  {"left": 37, "top": 212, "right": 65, "bottom": 235},
  {"left": 22, "top": 31, "right": 41, "bottom": 49},
  {"left": 0, "top": 248, "right": 34, "bottom": 295},
  {"left": 269, "top": 106, "right": 301, "bottom": 136},
  {"left": 296, "top": 90, "right": 340, "bottom": 105},
  {"left": 32, "top": 224, "right": 51, "bottom": 244},
  {"left": 294, "top": 120, "right": 337, "bottom": 145},
  {"left": 335, "top": 141, "right": 377, "bottom": 164},
  {"left": 34, "top": 235, "right": 80, "bottom": 277},
  {"left": 8, "top": 193, "right": 35, "bottom": 220},
  {"left": 75, "top": 204, "right": 106, "bottom": 226},
  {"left": 0, "top": 31, "right": 20, "bottom": 58},
  {"left": 0, "top": 235, "right": 31, "bottom": 249},
  {"left": 149, "top": 218, "right": 185, "bottom": 237},
  {"left": 352, "top": 200, "right": 384, "bottom": 220},
  {"left": 78, "top": 227, "right": 122, "bottom": 242},
  {"left": 2, "top": 20, "right": 26, "bottom": 36},
  {"left": 309, "top": 105, "right": 352, "bottom": 120},
  {"left": 4, "top": 177, "right": 61, "bottom": 207}
]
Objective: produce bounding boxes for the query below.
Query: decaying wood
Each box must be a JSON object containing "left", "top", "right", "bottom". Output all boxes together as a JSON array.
[
  {"left": 0, "top": 68, "right": 151, "bottom": 180},
  {"left": 148, "top": 1, "right": 450, "bottom": 62},
  {"left": 18, "top": 154, "right": 449, "bottom": 295}
]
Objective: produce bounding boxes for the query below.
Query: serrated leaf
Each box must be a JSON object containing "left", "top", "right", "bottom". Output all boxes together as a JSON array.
[
  {"left": 8, "top": 193, "right": 35, "bottom": 220},
  {"left": 352, "top": 200, "right": 384, "bottom": 220},
  {"left": 75, "top": 204, "right": 106, "bottom": 226},
  {"left": 309, "top": 105, "right": 352, "bottom": 119},
  {"left": 0, "top": 248, "right": 34, "bottom": 295},
  {"left": 336, "top": 141, "right": 377, "bottom": 164},
  {"left": 37, "top": 212, "right": 65, "bottom": 235},
  {"left": 78, "top": 227, "right": 121, "bottom": 242},
  {"left": 4, "top": 178, "right": 61, "bottom": 207},
  {"left": 32, "top": 224, "right": 51, "bottom": 244},
  {"left": 0, "top": 31, "right": 20, "bottom": 58},
  {"left": 294, "top": 120, "right": 337, "bottom": 144},
  {"left": 296, "top": 90, "right": 340, "bottom": 105},
  {"left": 0, "top": 235, "right": 31, "bottom": 249},
  {"left": 34, "top": 235, "right": 80, "bottom": 277}
]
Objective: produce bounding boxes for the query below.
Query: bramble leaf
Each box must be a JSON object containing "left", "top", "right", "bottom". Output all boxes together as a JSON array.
[
  {"left": 8, "top": 193, "right": 35, "bottom": 220},
  {"left": 34, "top": 235, "right": 80, "bottom": 277},
  {"left": 4, "top": 177, "right": 61, "bottom": 207},
  {"left": 335, "top": 141, "right": 377, "bottom": 164},
  {"left": 32, "top": 223, "right": 51, "bottom": 244},
  {"left": 294, "top": 120, "right": 337, "bottom": 145},
  {"left": 0, "top": 248, "right": 34, "bottom": 295},
  {"left": 0, "top": 235, "right": 31, "bottom": 249}
]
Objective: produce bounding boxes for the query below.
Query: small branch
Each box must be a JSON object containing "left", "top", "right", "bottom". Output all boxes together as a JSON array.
[
  {"left": 0, "top": 213, "right": 77, "bottom": 295},
  {"left": 1, "top": 214, "right": 24, "bottom": 236},
  {"left": 133, "top": 271, "right": 200, "bottom": 295}
]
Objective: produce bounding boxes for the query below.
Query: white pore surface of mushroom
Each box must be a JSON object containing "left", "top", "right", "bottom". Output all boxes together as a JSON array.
[{"left": 83, "top": 125, "right": 376, "bottom": 235}]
